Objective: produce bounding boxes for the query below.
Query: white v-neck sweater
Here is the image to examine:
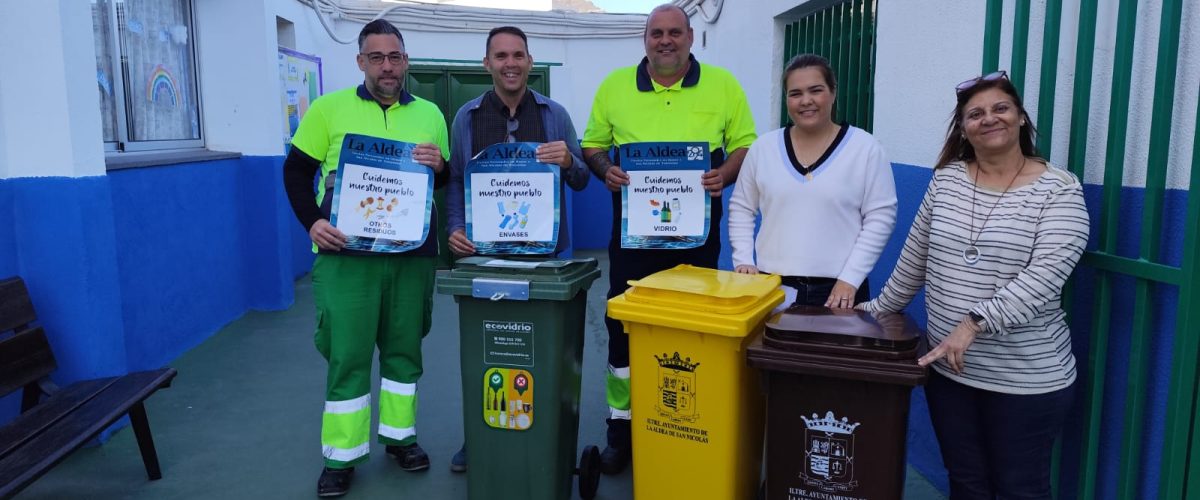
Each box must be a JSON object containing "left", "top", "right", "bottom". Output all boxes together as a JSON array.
[{"left": 729, "top": 126, "right": 897, "bottom": 286}]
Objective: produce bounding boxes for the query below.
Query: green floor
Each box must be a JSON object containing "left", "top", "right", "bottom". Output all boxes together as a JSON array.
[{"left": 20, "top": 250, "right": 945, "bottom": 499}]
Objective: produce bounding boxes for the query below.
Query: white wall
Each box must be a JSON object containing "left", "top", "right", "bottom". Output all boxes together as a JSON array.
[
  {"left": 196, "top": 0, "right": 290, "bottom": 156},
  {"left": 878, "top": 0, "right": 1195, "bottom": 189},
  {"left": 0, "top": 1, "right": 105, "bottom": 179},
  {"left": 698, "top": 0, "right": 985, "bottom": 166},
  {"left": 690, "top": 0, "right": 988, "bottom": 168},
  {"left": 694, "top": 0, "right": 1197, "bottom": 191},
  {"left": 873, "top": 1, "right": 986, "bottom": 167},
  {"left": 2, "top": 0, "right": 1194, "bottom": 189},
  {"left": 989, "top": 0, "right": 1197, "bottom": 189},
  {"left": 689, "top": 0, "right": 988, "bottom": 159},
  {"left": 689, "top": 0, "right": 791, "bottom": 136},
  {"left": 271, "top": 0, "right": 644, "bottom": 137}
]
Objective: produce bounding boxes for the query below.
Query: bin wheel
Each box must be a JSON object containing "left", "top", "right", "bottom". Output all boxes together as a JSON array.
[{"left": 577, "top": 445, "right": 600, "bottom": 499}]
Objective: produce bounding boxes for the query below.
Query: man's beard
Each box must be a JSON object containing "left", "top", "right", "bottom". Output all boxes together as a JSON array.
[{"left": 369, "top": 76, "right": 401, "bottom": 100}]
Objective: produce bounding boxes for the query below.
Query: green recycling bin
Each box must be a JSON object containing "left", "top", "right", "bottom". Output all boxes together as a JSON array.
[{"left": 436, "top": 256, "right": 602, "bottom": 500}]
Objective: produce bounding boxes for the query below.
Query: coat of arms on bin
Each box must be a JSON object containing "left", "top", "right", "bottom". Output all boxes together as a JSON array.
[
  {"left": 801, "top": 411, "right": 860, "bottom": 492},
  {"left": 654, "top": 352, "right": 699, "bottom": 422}
]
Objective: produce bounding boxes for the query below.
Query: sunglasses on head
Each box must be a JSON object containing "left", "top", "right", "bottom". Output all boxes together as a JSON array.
[{"left": 956, "top": 70, "right": 1008, "bottom": 94}]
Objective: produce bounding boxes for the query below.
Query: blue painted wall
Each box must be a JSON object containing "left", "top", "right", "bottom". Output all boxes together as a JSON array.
[
  {"left": 1055, "top": 184, "right": 1187, "bottom": 500},
  {"left": 107, "top": 156, "right": 309, "bottom": 370},
  {"left": 0, "top": 156, "right": 314, "bottom": 425},
  {"left": 3, "top": 176, "right": 128, "bottom": 380},
  {"left": 0, "top": 181, "right": 16, "bottom": 279}
]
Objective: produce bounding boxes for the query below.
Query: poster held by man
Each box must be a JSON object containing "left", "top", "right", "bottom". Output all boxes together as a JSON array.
[
  {"left": 465, "top": 142, "right": 561, "bottom": 255},
  {"left": 329, "top": 133, "right": 433, "bottom": 253},
  {"left": 619, "top": 141, "right": 710, "bottom": 249}
]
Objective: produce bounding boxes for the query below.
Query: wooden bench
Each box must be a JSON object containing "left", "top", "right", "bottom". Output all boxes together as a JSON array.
[{"left": 0, "top": 277, "right": 177, "bottom": 499}]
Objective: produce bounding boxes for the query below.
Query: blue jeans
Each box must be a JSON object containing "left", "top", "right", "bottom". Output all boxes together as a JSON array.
[{"left": 925, "top": 371, "right": 1074, "bottom": 500}]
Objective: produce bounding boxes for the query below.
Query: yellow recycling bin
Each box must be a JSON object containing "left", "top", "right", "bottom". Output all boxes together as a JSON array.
[{"left": 607, "top": 265, "right": 784, "bottom": 500}]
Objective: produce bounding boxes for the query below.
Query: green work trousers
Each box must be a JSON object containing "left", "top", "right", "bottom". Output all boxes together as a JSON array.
[{"left": 311, "top": 253, "right": 435, "bottom": 468}]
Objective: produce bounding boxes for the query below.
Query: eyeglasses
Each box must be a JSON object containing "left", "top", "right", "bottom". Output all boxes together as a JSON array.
[
  {"left": 362, "top": 52, "right": 406, "bottom": 66},
  {"left": 505, "top": 118, "right": 519, "bottom": 143},
  {"left": 955, "top": 70, "right": 1008, "bottom": 94}
]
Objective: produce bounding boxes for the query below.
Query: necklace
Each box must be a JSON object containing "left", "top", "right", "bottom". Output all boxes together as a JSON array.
[{"left": 964, "top": 156, "right": 1027, "bottom": 265}]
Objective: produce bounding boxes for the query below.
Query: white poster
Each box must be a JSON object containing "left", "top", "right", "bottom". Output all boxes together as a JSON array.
[
  {"left": 469, "top": 172, "right": 556, "bottom": 242},
  {"left": 334, "top": 162, "right": 429, "bottom": 242},
  {"left": 625, "top": 169, "right": 706, "bottom": 237}
]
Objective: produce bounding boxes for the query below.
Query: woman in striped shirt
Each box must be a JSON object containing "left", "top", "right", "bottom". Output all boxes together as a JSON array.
[{"left": 859, "top": 72, "right": 1089, "bottom": 499}]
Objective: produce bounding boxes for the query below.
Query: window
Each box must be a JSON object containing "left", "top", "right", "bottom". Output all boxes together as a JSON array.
[{"left": 92, "top": 0, "right": 202, "bottom": 152}]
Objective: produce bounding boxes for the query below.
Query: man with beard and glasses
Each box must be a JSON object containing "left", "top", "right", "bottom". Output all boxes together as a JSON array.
[
  {"left": 443, "top": 25, "right": 589, "bottom": 473},
  {"left": 581, "top": 3, "right": 756, "bottom": 475},
  {"left": 282, "top": 19, "right": 449, "bottom": 497}
]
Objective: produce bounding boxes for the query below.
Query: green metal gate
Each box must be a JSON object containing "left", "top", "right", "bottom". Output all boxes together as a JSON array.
[
  {"left": 780, "top": 0, "right": 877, "bottom": 131},
  {"left": 982, "top": 0, "right": 1200, "bottom": 498}
]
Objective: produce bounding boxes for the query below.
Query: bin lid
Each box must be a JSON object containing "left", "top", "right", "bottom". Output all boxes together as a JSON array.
[
  {"left": 436, "top": 256, "right": 600, "bottom": 301},
  {"left": 607, "top": 265, "right": 785, "bottom": 338},
  {"left": 746, "top": 333, "right": 928, "bottom": 386},
  {"left": 763, "top": 305, "right": 921, "bottom": 360},
  {"left": 623, "top": 264, "right": 782, "bottom": 315}
]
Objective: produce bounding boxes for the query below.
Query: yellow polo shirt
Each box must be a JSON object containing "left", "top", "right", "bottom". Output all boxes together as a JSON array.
[{"left": 582, "top": 55, "right": 756, "bottom": 155}]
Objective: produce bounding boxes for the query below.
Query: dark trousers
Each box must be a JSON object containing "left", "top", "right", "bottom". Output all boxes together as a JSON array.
[
  {"left": 603, "top": 190, "right": 722, "bottom": 369},
  {"left": 925, "top": 370, "right": 1074, "bottom": 500},
  {"left": 603, "top": 242, "right": 720, "bottom": 368},
  {"left": 780, "top": 276, "right": 870, "bottom": 307}
]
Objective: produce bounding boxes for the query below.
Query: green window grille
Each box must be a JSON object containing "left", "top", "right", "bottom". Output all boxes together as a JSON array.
[{"left": 780, "top": 0, "right": 878, "bottom": 131}]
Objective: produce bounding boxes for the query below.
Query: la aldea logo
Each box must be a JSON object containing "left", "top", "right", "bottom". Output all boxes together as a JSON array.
[
  {"left": 654, "top": 352, "right": 699, "bottom": 422},
  {"left": 801, "top": 411, "right": 861, "bottom": 492}
]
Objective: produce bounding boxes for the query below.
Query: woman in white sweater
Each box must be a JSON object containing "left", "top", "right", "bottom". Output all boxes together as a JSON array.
[
  {"left": 859, "top": 71, "right": 1089, "bottom": 499},
  {"left": 729, "top": 54, "right": 896, "bottom": 308}
]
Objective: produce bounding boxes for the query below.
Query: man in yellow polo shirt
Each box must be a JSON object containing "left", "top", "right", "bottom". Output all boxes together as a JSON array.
[
  {"left": 282, "top": 19, "right": 448, "bottom": 497},
  {"left": 581, "top": 3, "right": 756, "bottom": 475}
]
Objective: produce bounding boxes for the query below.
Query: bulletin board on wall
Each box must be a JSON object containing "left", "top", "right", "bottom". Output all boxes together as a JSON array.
[{"left": 279, "top": 47, "right": 323, "bottom": 144}]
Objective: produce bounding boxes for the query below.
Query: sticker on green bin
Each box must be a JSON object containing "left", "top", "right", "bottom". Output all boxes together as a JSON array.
[
  {"left": 483, "top": 320, "right": 534, "bottom": 367},
  {"left": 643, "top": 352, "right": 710, "bottom": 445},
  {"left": 483, "top": 368, "right": 533, "bottom": 430}
]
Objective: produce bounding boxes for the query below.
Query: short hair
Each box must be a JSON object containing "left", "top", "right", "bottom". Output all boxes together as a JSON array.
[
  {"left": 782, "top": 53, "right": 837, "bottom": 92},
  {"left": 645, "top": 3, "right": 691, "bottom": 33},
  {"left": 358, "top": 19, "right": 405, "bottom": 51},
  {"left": 486, "top": 26, "right": 529, "bottom": 55}
]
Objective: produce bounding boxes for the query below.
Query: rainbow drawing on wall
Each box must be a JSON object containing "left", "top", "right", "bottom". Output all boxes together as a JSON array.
[{"left": 146, "top": 65, "right": 178, "bottom": 107}]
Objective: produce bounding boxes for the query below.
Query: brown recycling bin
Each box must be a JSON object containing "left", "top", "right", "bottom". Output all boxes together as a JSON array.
[{"left": 746, "top": 305, "right": 927, "bottom": 500}]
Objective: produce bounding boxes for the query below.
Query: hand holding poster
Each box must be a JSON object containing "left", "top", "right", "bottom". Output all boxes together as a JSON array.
[
  {"left": 619, "top": 142, "right": 710, "bottom": 249},
  {"left": 329, "top": 134, "right": 433, "bottom": 253},
  {"left": 465, "top": 142, "right": 560, "bottom": 255}
]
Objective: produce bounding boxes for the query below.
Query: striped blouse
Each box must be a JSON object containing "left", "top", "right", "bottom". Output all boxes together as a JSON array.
[{"left": 862, "top": 161, "right": 1090, "bottom": 394}]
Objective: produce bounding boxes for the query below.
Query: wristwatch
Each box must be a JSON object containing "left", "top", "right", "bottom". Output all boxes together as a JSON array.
[{"left": 967, "top": 311, "right": 986, "bottom": 331}]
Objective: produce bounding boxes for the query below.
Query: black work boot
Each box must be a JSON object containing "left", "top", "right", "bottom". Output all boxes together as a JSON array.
[
  {"left": 317, "top": 466, "right": 354, "bottom": 497},
  {"left": 599, "top": 418, "right": 632, "bottom": 475},
  {"left": 386, "top": 443, "right": 431, "bottom": 471}
]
